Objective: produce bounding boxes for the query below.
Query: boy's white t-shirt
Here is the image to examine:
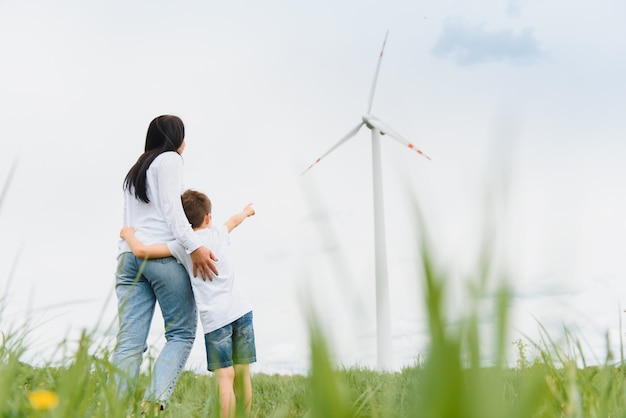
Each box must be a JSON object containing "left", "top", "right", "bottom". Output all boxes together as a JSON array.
[{"left": 167, "top": 225, "right": 252, "bottom": 335}]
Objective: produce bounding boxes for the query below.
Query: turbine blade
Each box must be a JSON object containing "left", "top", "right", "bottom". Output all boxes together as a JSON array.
[
  {"left": 367, "top": 117, "right": 432, "bottom": 161},
  {"left": 367, "top": 30, "right": 389, "bottom": 115},
  {"left": 302, "top": 122, "right": 365, "bottom": 175}
]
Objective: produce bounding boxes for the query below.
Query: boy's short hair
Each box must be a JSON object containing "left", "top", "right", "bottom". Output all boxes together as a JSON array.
[{"left": 181, "top": 189, "right": 212, "bottom": 228}]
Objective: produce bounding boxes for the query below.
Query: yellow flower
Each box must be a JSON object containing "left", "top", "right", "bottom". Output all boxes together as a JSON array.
[{"left": 28, "top": 389, "right": 59, "bottom": 410}]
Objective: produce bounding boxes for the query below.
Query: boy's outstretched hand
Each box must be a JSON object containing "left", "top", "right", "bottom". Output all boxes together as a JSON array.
[
  {"left": 243, "top": 203, "right": 255, "bottom": 218},
  {"left": 225, "top": 203, "right": 255, "bottom": 233}
]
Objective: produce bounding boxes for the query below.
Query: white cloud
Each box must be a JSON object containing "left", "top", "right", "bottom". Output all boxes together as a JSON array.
[
  {"left": 506, "top": 0, "right": 522, "bottom": 18},
  {"left": 432, "top": 18, "right": 545, "bottom": 66}
]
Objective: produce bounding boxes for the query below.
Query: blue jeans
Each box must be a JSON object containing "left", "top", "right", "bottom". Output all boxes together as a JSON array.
[{"left": 111, "top": 252, "right": 197, "bottom": 404}]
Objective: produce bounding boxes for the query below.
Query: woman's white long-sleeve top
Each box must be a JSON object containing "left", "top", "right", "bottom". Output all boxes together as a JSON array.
[{"left": 118, "top": 151, "right": 202, "bottom": 256}]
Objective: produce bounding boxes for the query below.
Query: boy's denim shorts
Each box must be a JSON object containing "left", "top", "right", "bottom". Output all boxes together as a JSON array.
[{"left": 204, "top": 311, "right": 256, "bottom": 372}]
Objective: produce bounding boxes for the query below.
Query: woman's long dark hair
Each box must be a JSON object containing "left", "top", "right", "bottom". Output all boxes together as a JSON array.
[{"left": 124, "top": 115, "right": 185, "bottom": 203}]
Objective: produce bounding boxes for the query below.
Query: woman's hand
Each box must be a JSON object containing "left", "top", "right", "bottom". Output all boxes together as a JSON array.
[{"left": 190, "top": 246, "right": 218, "bottom": 280}]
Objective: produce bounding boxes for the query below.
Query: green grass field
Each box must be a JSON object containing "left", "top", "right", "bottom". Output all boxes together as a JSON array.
[{"left": 3, "top": 240, "right": 626, "bottom": 417}]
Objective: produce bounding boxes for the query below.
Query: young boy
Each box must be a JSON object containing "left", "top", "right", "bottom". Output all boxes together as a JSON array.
[{"left": 120, "top": 189, "right": 256, "bottom": 418}]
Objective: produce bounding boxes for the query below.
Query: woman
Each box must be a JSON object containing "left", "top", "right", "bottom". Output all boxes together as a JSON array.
[{"left": 111, "top": 115, "right": 217, "bottom": 410}]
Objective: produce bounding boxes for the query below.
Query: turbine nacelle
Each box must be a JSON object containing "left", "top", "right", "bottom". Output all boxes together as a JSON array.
[
  {"left": 362, "top": 114, "right": 384, "bottom": 134},
  {"left": 363, "top": 114, "right": 431, "bottom": 161}
]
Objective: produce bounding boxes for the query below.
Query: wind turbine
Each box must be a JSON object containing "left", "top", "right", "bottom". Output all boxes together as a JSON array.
[{"left": 302, "top": 31, "right": 431, "bottom": 370}]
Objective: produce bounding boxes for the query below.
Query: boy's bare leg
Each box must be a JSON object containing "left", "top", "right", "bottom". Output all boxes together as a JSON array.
[
  {"left": 234, "top": 364, "right": 252, "bottom": 416},
  {"left": 215, "top": 367, "right": 236, "bottom": 418}
]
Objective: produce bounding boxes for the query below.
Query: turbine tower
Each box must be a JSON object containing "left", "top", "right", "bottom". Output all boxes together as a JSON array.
[{"left": 302, "top": 31, "right": 431, "bottom": 370}]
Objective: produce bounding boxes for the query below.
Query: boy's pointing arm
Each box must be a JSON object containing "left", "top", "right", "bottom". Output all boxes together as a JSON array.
[{"left": 224, "top": 203, "right": 255, "bottom": 233}]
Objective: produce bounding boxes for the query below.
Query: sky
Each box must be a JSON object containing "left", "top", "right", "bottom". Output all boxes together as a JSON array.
[{"left": 1, "top": 0, "right": 626, "bottom": 374}]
